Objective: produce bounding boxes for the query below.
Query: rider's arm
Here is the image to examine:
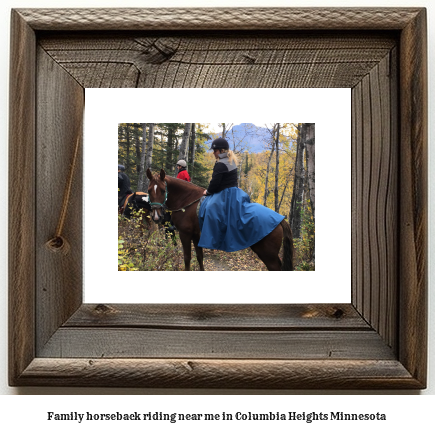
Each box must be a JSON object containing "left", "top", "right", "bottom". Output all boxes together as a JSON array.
[{"left": 206, "top": 162, "right": 226, "bottom": 194}]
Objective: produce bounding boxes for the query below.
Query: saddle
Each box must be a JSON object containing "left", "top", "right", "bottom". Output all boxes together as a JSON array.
[{"left": 196, "top": 196, "right": 206, "bottom": 218}]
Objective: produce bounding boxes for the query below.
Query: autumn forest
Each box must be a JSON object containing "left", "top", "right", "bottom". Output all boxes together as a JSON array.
[{"left": 118, "top": 123, "right": 315, "bottom": 271}]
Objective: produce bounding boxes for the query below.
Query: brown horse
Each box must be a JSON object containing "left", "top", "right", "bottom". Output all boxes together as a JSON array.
[{"left": 146, "top": 168, "right": 294, "bottom": 271}]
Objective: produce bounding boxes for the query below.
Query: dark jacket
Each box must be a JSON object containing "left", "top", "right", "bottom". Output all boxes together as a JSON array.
[
  {"left": 118, "top": 171, "right": 132, "bottom": 205},
  {"left": 206, "top": 153, "right": 238, "bottom": 194}
]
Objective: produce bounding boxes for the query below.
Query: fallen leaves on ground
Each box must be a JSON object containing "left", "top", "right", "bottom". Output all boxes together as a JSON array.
[
  {"left": 119, "top": 216, "right": 284, "bottom": 271},
  {"left": 193, "top": 248, "right": 269, "bottom": 271}
]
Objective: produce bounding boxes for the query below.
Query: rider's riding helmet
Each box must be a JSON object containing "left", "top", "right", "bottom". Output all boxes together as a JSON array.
[{"left": 210, "top": 137, "right": 229, "bottom": 150}]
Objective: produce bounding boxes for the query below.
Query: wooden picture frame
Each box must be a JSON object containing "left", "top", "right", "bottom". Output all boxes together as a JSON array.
[{"left": 9, "top": 8, "right": 427, "bottom": 389}]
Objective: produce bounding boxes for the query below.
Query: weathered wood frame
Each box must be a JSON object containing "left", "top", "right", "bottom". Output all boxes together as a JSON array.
[{"left": 9, "top": 8, "right": 427, "bottom": 389}]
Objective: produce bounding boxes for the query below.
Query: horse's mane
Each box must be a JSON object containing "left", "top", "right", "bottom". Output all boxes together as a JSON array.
[
  {"left": 152, "top": 174, "right": 204, "bottom": 211},
  {"left": 165, "top": 175, "right": 205, "bottom": 193}
]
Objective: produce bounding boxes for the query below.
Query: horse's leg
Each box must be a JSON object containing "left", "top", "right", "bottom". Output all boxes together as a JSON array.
[
  {"left": 178, "top": 231, "right": 192, "bottom": 271},
  {"left": 192, "top": 234, "right": 204, "bottom": 271},
  {"left": 250, "top": 226, "right": 283, "bottom": 271}
]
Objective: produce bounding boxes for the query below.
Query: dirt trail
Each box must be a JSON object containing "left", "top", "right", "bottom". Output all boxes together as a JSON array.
[
  {"left": 203, "top": 251, "right": 233, "bottom": 271},
  {"left": 199, "top": 248, "right": 267, "bottom": 271}
]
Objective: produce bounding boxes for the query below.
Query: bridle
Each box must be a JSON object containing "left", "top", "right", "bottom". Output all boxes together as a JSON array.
[{"left": 149, "top": 182, "right": 168, "bottom": 211}]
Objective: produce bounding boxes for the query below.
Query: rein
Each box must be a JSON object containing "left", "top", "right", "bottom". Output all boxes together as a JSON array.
[{"left": 168, "top": 197, "right": 202, "bottom": 213}]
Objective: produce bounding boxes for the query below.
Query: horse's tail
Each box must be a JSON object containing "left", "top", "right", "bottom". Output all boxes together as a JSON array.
[{"left": 280, "top": 219, "right": 294, "bottom": 271}]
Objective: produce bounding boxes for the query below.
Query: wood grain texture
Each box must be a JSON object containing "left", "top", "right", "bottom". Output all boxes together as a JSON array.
[
  {"left": 16, "top": 8, "right": 422, "bottom": 31},
  {"left": 17, "top": 358, "right": 420, "bottom": 389},
  {"left": 65, "top": 304, "right": 369, "bottom": 329},
  {"left": 351, "top": 51, "right": 398, "bottom": 351},
  {"left": 398, "top": 8, "right": 428, "bottom": 386},
  {"left": 38, "top": 328, "right": 395, "bottom": 360},
  {"left": 383, "top": 47, "right": 399, "bottom": 350},
  {"left": 8, "top": 10, "right": 36, "bottom": 386},
  {"left": 8, "top": 7, "right": 427, "bottom": 389},
  {"left": 38, "top": 33, "right": 396, "bottom": 88},
  {"left": 35, "top": 48, "right": 84, "bottom": 353}
]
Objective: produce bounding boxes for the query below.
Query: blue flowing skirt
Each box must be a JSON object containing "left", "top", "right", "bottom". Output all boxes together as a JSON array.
[{"left": 198, "top": 187, "right": 285, "bottom": 252}]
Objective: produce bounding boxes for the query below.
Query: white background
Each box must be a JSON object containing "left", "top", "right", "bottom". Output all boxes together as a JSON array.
[
  {"left": 0, "top": 0, "right": 434, "bottom": 423},
  {"left": 85, "top": 88, "right": 351, "bottom": 304}
]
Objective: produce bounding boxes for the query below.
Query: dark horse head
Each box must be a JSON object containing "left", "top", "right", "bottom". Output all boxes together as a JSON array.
[
  {"left": 146, "top": 168, "right": 168, "bottom": 223},
  {"left": 122, "top": 192, "right": 151, "bottom": 219}
]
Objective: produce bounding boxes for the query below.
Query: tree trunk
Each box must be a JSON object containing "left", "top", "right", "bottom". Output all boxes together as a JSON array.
[
  {"left": 263, "top": 141, "right": 275, "bottom": 207},
  {"left": 220, "top": 123, "right": 233, "bottom": 139},
  {"left": 137, "top": 123, "right": 147, "bottom": 192},
  {"left": 143, "top": 123, "right": 155, "bottom": 190},
  {"left": 167, "top": 125, "right": 174, "bottom": 174},
  {"left": 118, "top": 124, "right": 123, "bottom": 152},
  {"left": 304, "top": 123, "right": 315, "bottom": 221},
  {"left": 274, "top": 123, "right": 280, "bottom": 212},
  {"left": 125, "top": 124, "right": 130, "bottom": 172},
  {"left": 242, "top": 152, "right": 250, "bottom": 193},
  {"left": 159, "top": 130, "right": 165, "bottom": 171},
  {"left": 278, "top": 167, "right": 294, "bottom": 212},
  {"left": 178, "top": 123, "right": 192, "bottom": 175},
  {"left": 238, "top": 154, "right": 243, "bottom": 186},
  {"left": 189, "top": 123, "right": 196, "bottom": 162},
  {"left": 134, "top": 124, "right": 141, "bottom": 174},
  {"left": 190, "top": 123, "right": 196, "bottom": 182},
  {"left": 173, "top": 137, "right": 179, "bottom": 176},
  {"left": 289, "top": 124, "right": 305, "bottom": 238}
]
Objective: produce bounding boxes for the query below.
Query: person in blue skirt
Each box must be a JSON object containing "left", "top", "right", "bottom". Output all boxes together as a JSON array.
[{"left": 198, "top": 137, "right": 285, "bottom": 252}]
